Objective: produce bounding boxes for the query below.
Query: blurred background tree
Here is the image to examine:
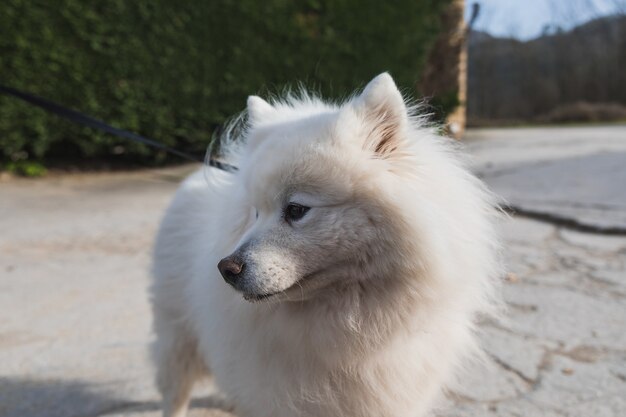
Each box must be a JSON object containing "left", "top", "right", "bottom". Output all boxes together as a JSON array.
[
  {"left": 467, "top": 0, "right": 626, "bottom": 126},
  {"left": 0, "top": 0, "right": 457, "bottom": 167}
]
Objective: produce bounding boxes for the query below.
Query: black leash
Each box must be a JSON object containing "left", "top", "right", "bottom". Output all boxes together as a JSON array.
[{"left": 0, "top": 84, "right": 238, "bottom": 172}]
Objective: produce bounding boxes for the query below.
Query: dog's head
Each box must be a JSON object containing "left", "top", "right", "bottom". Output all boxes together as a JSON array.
[{"left": 218, "top": 73, "right": 415, "bottom": 302}]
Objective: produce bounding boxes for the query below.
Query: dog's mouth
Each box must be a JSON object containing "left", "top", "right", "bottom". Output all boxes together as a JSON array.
[
  {"left": 240, "top": 275, "right": 310, "bottom": 303},
  {"left": 240, "top": 266, "right": 337, "bottom": 303},
  {"left": 242, "top": 291, "right": 279, "bottom": 302}
]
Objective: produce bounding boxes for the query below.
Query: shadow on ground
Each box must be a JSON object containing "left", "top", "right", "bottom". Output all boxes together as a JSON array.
[{"left": 0, "top": 377, "right": 231, "bottom": 417}]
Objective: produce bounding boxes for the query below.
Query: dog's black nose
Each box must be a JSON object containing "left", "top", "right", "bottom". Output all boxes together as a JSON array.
[{"left": 218, "top": 257, "right": 244, "bottom": 286}]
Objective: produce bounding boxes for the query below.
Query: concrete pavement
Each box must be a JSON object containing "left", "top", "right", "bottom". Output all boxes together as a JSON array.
[
  {"left": 466, "top": 125, "right": 626, "bottom": 232},
  {"left": 0, "top": 125, "right": 625, "bottom": 416}
]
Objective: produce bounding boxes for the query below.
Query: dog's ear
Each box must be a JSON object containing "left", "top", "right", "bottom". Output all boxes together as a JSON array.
[
  {"left": 353, "top": 73, "right": 408, "bottom": 158},
  {"left": 247, "top": 96, "right": 274, "bottom": 125}
]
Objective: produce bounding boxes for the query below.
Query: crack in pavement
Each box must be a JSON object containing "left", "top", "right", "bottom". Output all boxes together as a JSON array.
[
  {"left": 503, "top": 204, "right": 626, "bottom": 235},
  {"left": 488, "top": 353, "right": 536, "bottom": 386}
]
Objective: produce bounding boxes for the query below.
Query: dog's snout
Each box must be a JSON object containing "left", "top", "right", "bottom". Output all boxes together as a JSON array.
[{"left": 218, "top": 257, "right": 244, "bottom": 286}]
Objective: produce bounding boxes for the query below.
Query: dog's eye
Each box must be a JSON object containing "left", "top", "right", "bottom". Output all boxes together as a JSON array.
[{"left": 284, "top": 203, "right": 310, "bottom": 223}]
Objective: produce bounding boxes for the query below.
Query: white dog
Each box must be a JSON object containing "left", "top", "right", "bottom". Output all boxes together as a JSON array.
[{"left": 150, "top": 73, "right": 501, "bottom": 417}]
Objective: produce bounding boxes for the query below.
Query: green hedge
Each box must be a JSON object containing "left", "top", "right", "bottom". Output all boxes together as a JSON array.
[{"left": 1, "top": 0, "right": 451, "bottom": 165}]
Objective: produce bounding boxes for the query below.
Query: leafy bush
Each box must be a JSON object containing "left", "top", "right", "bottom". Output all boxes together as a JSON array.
[
  {"left": 2, "top": 161, "right": 48, "bottom": 177},
  {"left": 1, "top": 0, "right": 451, "bottom": 165}
]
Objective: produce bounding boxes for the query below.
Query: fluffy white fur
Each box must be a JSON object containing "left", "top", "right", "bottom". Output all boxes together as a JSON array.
[{"left": 150, "top": 73, "right": 501, "bottom": 417}]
